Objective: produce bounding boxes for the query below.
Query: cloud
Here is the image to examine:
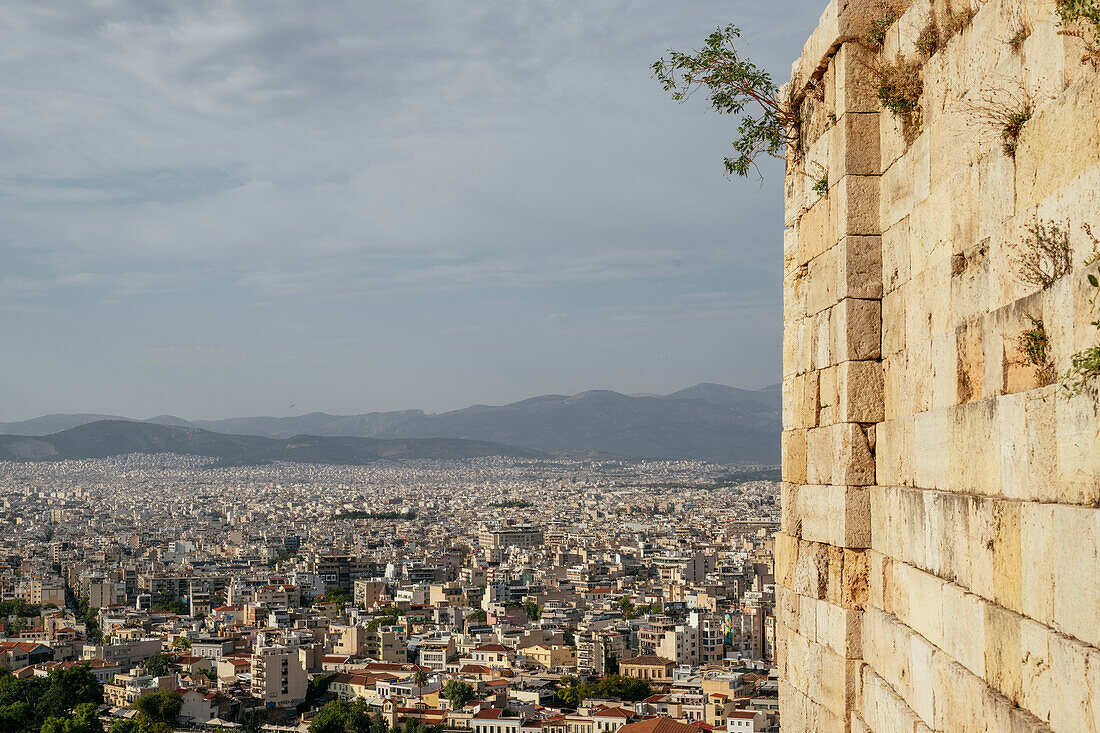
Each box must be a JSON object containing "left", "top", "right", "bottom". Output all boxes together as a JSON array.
[
  {"left": 0, "top": 0, "right": 821, "bottom": 416},
  {"left": 546, "top": 313, "right": 569, "bottom": 324}
]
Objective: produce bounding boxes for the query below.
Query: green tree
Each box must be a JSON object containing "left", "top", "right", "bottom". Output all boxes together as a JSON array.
[
  {"left": 40, "top": 703, "right": 103, "bottom": 733},
  {"left": 523, "top": 601, "right": 542, "bottom": 621},
  {"left": 308, "top": 700, "right": 373, "bottom": 733},
  {"left": 142, "top": 655, "right": 172, "bottom": 678},
  {"left": 440, "top": 680, "right": 474, "bottom": 710},
  {"left": 412, "top": 669, "right": 428, "bottom": 706},
  {"left": 653, "top": 24, "right": 800, "bottom": 178},
  {"left": 0, "top": 701, "right": 34, "bottom": 733},
  {"left": 132, "top": 689, "right": 182, "bottom": 727},
  {"left": 465, "top": 609, "right": 486, "bottom": 624},
  {"left": 107, "top": 720, "right": 141, "bottom": 733},
  {"left": 40, "top": 666, "right": 103, "bottom": 720},
  {"left": 242, "top": 710, "right": 264, "bottom": 733}
]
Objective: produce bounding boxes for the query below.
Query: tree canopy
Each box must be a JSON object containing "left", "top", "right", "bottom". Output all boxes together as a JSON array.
[{"left": 0, "top": 665, "right": 103, "bottom": 733}]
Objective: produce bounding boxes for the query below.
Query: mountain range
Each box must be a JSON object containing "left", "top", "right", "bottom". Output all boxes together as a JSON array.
[
  {"left": 0, "top": 421, "right": 543, "bottom": 466},
  {"left": 0, "top": 383, "right": 780, "bottom": 464}
]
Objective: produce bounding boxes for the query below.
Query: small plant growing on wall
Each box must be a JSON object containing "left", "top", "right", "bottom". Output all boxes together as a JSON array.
[
  {"left": 1005, "top": 0, "right": 1032, "bottom": 50},
  {"left": 813, "top": 176, "right": 829, "bottom": 198},
  {"left": 850, "top": 0, "right": 907, "bottom": 50},
  {"left": 964, "top": 84, "right": 1034, "bottom": 156},
  {"left": 873, "top": 57, "right": 923, "bottom": 117},
  {"left": 1001, "top": 106, "right": 1033, "bottom": 155},
  {"left": 653, "top": 24, "right": 801, "bottom": 179},
  {"left": 916, "top": 22, "right": 941, "bottom": 56},
  {"left": 1057, "top": 0, "right": 1100, "bottom": 65},
  {"left": 1064, "top": 225, "right": 1100, "bottom": 395},
  {"left": 1016, "top": 316, "right": 1058, "bottom": 387},
  {"left": 943, "top": 6, "right": 977, "bottom": 41},
  {"left": 1014, "top": 220, "right": 1072, "bottom": 288}
]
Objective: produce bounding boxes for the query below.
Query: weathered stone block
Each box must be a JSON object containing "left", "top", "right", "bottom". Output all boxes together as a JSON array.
[
  {"left": 1016, "top": 65, "right": 1100, "bottom": 213},
  {"left": 837, "top": 359, "right": 884, "bottom": 424}
]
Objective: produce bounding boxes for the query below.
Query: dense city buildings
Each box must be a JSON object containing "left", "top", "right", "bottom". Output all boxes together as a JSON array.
[{"left": 0, "top": 454, "right": 781, "bottom": 730}]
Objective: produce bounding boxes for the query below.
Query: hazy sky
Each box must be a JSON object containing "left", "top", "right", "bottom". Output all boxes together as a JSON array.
[{"left": 1, "top": 1, "right": 823, "bottom": 420}]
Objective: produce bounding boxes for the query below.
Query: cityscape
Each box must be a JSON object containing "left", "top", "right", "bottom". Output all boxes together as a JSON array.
[{"left": 1, "top": 454, "right": 781, "bottom": 732}]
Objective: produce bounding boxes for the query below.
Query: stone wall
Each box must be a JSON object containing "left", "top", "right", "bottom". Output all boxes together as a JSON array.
[{"left": 778, "top": 0, "right": 1100, "bottom": 731}]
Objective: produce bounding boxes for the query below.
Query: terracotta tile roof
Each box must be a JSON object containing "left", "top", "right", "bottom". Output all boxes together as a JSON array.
[{"left": 616, "top": 719, "right": 699, "bottom": 733}]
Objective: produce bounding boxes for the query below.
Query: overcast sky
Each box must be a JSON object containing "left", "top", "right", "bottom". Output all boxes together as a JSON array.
[{"left": 0, "top": 1, "right": 823, "bottom": 420}]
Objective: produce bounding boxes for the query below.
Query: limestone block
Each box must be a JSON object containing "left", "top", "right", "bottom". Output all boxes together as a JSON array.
[
  {"left": 904, "top": 336, "right": 933, "bottom": 416},
  {"left": 782, "top": 429, "right": 809, "bottom": 484},
  {"left": 1047, "top": 632, "right": 1100, "bottom": 733},
  {"left": 1051, "top": 503, "right": 1100, "bottom": 649},
  {"left": 832, "top": 112, "right": 882, "bottom": 178},
  {"left": 775, "top": 531, "right": 799, "bottom": 590},
  {"left": 837, "top": 174, "right": 882, "bottom": 237},
  {"left": 837, "top": 359, "right": 885, "bottom": 423},
  {"left": 883, "top": 351, "right": 905, "bottom": 420},
  {"left": 777, "top": 584, "right": 800, "bottom": 631},
  {"left": 817, "top": 599, "right": 864, "bottom": 659},
  {"left": 1054, "top": 389, "right": 1100, "bottom": 507},
  {"left": 818, "top": 647, "right": 865, "bottom": 720},
  {"left": 881, "top": 131, "right": 931, "bottom": 230},
  {"left": 1019, "top": 617, "right": 1053, "bottom": 725},
  {"left": 808, "top": 245, "right": 840, "bottom": 316},
  {"left": 850, "top": 712, "right": 872, "bottom": 733},
  {"left": 913, "top": 407, "right": 950, "bottom": 490},
  {"left": 881, "top": 286, "right": 907, "bottom": 360},
  {"left": 967, "top": 496, "right": 997, "bottom": 602},
  {"left": 781, "top": 481, "right": 801, "bottom": 537},
  {"left": 983, "top": 601, "right": 1023, "bottom": 704},
  {"left": 799, "top": 195, "right": 836, "bottom": 266},
  {"left": 926, "top": 257, "right": 954, "bottom": 340},
  {"left": 834, "top": 297, "right": 882, "bottom": 362},
  {"left": 949, "top": 399, "right": 998, "bottom": 495},
  {"left": 875, "top": 416, "right": 912, "bottom": 487},
  {"left": 955, "top": 318, "right": 985, "bottom": 404},
  {"left": 907, "top": 626, "right": 937, "bottom": 725},
  {"left": 1016, "top": 65, "right": 1100, "bottom": 213},
  {"left": 991, "top": 499, "right": 1022, "bottom": 613},
  {"left": 813, "top": 308, "right": 834, "bottom": 371},
  {"left": 838, "top": 234, "right": 883, "bottom": 300},
  {"left": 833, "top": 40, "right": 885, "bottom": 116},
  {"left": 785, "top": 371, "right": 820, "bottom": 430},
  {"left": 881, "top": 216, "right": 910, "bottom": 298},
  {"left": 780, "top": 680, "right": 848, "bottom": 733},
  {"left": 800, "top": 594, "right": 819, "bottom": 642},
  {"left": 977, "top": 145, "right": 1016, "bottom": 243},
  {"left": 909, "top": 185, "right": 952, "bottom": 281},
  {"left": 949, "top": 239, "right": 990, "bottom": 335},
  {"left": 799, "top": 483, "right": 872, "bottom": 549},
  {"left": 825, "top": 546, "right": 870, "bottom": 610},
  {"left": 930, "top": 330, "right": 958, "bottom": 410},
  {"left": 941, "top": 582, "right": 987, "bottom": 679},
  {"left": 896, "top": 560, "right": 945, "bottom": 649},
  {"left": 783, "top": 312, "right": 811, "bottom": 379},
  {"left": 903, "top": 272, "right": 931, "bottom": 354},
  {"left": 931, "top": 650, "right": 986, "bottom": 733},
  {"left": 1020, "top": 502, "right": 1055, "bottom": 626},
  {"left": 924, "top": 489, "right": 970, "bottom": 586},
  {"left": 819, "top": 364, "right": 838, "bottom": 426},
  {"left": 863, "top": 666, "right": 924, "bottom": 733}
]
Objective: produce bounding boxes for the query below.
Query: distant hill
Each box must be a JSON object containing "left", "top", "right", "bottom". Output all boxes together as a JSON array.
[
  {"left": 0, "top": 421, "right": 544, "bottom": 465},
  {"left": 0, "top": 383, "right": 780, "bottom": 464}
]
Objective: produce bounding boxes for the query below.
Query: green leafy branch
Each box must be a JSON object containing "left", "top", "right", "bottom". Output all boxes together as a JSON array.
[{"left": 653, "top": 24, "right": 800, "bottom": 179}]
